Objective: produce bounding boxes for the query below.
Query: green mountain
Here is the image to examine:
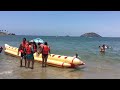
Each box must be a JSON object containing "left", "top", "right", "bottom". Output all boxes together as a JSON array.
[{"left": 80, "top": 32, "right": 102, "bottom": 37}]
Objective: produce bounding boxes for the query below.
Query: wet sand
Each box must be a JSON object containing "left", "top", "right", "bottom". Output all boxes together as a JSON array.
[
  {"left": 1, "top": 53, "right": 120, "bottom": 79},
  {"left": 0, "top": 53, "right": 85, "bottom": 79}
]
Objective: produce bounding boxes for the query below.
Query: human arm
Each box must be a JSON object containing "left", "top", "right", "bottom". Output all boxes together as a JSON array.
[{"left": 18, "top": 44, "right": 21, "bottom": 55}]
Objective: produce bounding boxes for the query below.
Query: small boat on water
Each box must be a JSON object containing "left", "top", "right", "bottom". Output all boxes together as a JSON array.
[{"left": 4, "top": 44, "right": 85, "bottom": 68}]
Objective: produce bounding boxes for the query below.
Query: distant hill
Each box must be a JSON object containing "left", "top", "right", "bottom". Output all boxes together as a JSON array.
[
  {"left": 0, "top": 31, "right": 15, "bottom": 36},
  {"left": 80, "top": 32, "right": 102, "bottom": 37},
  {"left": 0, "top": 32, "right": 8, "bottom": 35}
]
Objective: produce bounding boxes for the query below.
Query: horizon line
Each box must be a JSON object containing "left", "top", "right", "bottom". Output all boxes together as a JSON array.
[{"left": 10, "top": 35, "right": 120, "bottom": 38}]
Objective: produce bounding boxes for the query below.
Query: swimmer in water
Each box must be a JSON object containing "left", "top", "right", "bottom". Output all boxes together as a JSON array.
[
  {"left": 99, "top": 45, "right": 105, "bottom": 52},
  {"left": 74, "top": 53, "right": 81, "bottom": 59}
]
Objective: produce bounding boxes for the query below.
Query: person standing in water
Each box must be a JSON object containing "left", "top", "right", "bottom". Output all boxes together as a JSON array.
[
  {"left": 25, "top": 42, "right": 34, "bottom": 69},
  {"left": 41, "top": 42, "right": 50, "bottom": 67},
  {"left": 99, "top": 44, "right": 105, "bottom": 52},
  {"left": 18, "top": 38, "right": 27, "bottom": 67}
]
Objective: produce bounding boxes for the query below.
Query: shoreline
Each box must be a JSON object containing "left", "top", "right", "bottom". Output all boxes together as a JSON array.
[{"left": 1, "top": 52, "right": 120, "bottom": 79}]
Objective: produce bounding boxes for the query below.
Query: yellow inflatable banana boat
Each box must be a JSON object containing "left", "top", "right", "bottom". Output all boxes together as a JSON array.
[{"left": 4, "top": 44, "right": 85, "bottom": 68}]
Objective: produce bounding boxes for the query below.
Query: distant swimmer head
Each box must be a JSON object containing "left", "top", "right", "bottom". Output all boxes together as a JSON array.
[{"left": 102, "top": 44, "right": 105, "bottom": 47}]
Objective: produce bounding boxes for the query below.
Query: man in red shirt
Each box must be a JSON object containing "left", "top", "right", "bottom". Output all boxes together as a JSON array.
[
  {"left": 41, "top": 42, "right": 50, "bottom": 67},
  {"left": 18, "top": 38, "right": 27, "bottom": 67}
]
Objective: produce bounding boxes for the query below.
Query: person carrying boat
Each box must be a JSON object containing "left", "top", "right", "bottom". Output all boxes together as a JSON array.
[
  {"left": 0, "top": 46, "right": 3, "bottom": 53},
  {"left": 40, "top": 42, "right": 51, "bottom": 67},
  {"left": 18, "top": 38, "right": 27, "bottom": 67},
  {"left": 25, "top": 42, "right": 34, "bottom": 69}
]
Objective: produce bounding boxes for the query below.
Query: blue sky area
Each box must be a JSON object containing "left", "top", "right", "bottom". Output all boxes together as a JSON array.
[{"left": 0, "top": 11, "right": 120, "bottom": 37}]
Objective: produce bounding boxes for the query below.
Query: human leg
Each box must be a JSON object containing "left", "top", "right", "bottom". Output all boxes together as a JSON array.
[
  {"left": 42, "top": 54, "right": 45, "bottom": 67},
  {"left": 44, "top": 55, "right": 48, "bottom": 67},
  {"left": 31, "top": 54, "right": 34, "bottom": 69},
  {"left": 20, "top": 53, "right": 24, "bottom": 67}
]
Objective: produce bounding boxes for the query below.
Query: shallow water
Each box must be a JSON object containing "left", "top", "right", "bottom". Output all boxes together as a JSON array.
[{"left": 0, "top": 35, "right": 120, "bottom": 79}]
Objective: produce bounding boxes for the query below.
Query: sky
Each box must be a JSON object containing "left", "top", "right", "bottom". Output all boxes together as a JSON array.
[{"left": 0, "top": 11, "right": 120, "bottom": 37}]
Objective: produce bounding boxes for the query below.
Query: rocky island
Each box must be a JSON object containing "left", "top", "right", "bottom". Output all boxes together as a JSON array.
[
  {"left": 80, "top": 32, "right": 102, "bottom": 37},
  {"left": 0, "top": 32, "right": 7, "bottom": 35},
  {"left": 0, "top": 30, "right": 15, "bottom": 36}
]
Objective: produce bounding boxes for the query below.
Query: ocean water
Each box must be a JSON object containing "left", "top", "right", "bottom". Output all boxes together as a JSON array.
[{"left": 0, "top": 35, "right": 120, "bottom": 79}]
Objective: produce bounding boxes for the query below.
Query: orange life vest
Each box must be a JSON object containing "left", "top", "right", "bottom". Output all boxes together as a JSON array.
[
  {"left": 26, "top": 46, "right": 32, "bottom": 54},
  {"left": 42, "top": 45, "right": 50, "bottom": 54}
]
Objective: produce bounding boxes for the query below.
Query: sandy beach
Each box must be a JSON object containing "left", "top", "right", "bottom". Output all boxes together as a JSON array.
[{"left": 1, "top": 52, "right": 120, "bottom": 79}]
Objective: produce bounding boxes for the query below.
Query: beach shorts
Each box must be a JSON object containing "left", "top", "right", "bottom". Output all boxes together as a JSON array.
[
  {"left": 26, "top": 53, "right": 34, "bottom": 60},
  {"left": 21, "top": 53, "right": 26, "bottom": 59},
  {"left": 42, "top": 54, "right": 48, "bottom": 58}
]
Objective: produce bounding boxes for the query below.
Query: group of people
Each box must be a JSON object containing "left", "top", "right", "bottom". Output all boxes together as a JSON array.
[
  {"left": 99, "top": 44, "right": 109, "bottom": 52},
  {"left": 18, "top": 38, "right": 50, "bottom": 69},
  {"left": 0, "top": 37, "right": 110, "bottom": 68}
]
